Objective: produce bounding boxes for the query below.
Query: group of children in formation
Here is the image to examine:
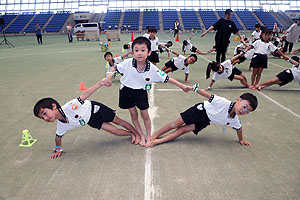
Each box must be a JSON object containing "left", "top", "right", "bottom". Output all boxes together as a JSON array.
[{"left": 34, "top": 25, "right": 299, "bottom": 159}]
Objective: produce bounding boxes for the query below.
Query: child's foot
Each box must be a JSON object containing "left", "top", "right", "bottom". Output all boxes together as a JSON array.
[
  {"left": 150, "top": 139, "right": 159, "bottom": 147},
  {"left": 139, "top": 135, "right": 146, "bottom": 147},
  {"left": 134, "top": 134, "right": 141, "bottom": 145},
  {"left": 130, "top": 134, "right": 136, "bottom": 144},
  {"left": 146, "top": 140, "right": 151, "bottom": 148},
  {"left": 256, "top": 85, "right": 262, "bottom": 91}
]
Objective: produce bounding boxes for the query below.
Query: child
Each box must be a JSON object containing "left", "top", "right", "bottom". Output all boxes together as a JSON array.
[
  {"left": 143, "top": 26, "right": 167, "bottom": 65},
  {"left": 182, "top": 33, "right": 208, "bottom": 55},
  {"left": 249, "top": 23, "right": 262, "bottom": 43},
  {"left": 205, "top": 52, "right": 250, "bottom": 90},
  {"left": 123, "top": 42, "right": 133, "bottom": 54},
  {"left": 104, "top": 51, "right": 132, "bottom": 75},
  {"left": 245, "top": 29, "right": 285, "bottom": 87},
  {"left": 158, "top": 40, "right": 173, "bottom": 59},
  {"left": 233, "top": 38, "right": 250, "bottom": 64},
  {"left": 150, "top": 84, "right": 258, "bottom": 147},
  {"left": 162, "top": 48, "right": 197, "bottom": 83},
  {"left": 255, "top": 55, "right": 300, "bottom": 90},
  {"left": 104, "top": 36, "right": 189, "bottom": 147},
  {"left": 33, "top": 79, "right": 140, "bottom": 159}
]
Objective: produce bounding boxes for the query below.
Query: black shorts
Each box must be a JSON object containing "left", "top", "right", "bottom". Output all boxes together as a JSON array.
[
  {"left": 165, "top": 59, "right": 178, "bottom": 72},
  {"left": 180, "top": 103, "right": 210, "bottom": 135},
  {"left": 119, "top": 86, "right": 149, "bottom": 110},
  {"left": 237, "top": 55, "right": 246, "bottom": 64},
  {"left": 87, "top": 101, "right": 116, "bottom": 129},
  {"left": 190, "top": 46, "right": 198, "bottom": 53},
  {"left": 276, "top": 69, "right": 294, "bottom": 86},
  {"left": 228, "top": 67, "right": 242, "bottom": 81},
  {"left": 148, "top": 51, "right": 159, "bottom": 63},
  {"left": 250, "top": 54, "right": 268, "bottom": 68}
]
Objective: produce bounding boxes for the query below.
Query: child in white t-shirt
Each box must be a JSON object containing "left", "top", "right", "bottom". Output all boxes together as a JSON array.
[
  {"left": 205, "top": 52, "right": 250, "bottom": 90},
  {"left": 33, "top": 79, "right": 140, "bottom": 159},
  {"left": 182, "top": 33, "right": 209, "bottom": 55},
  {"left": 162, "top": 48, "right": 198, "bottom": 83},
  {"left": 104, "top": 51, "right": 132, "bottom": 75},
  {"left": 150, "top": 85, "right": 258, "bottom": 147},
  {"left": 104, "top": 36, "right": 189, "bottom": 147}
]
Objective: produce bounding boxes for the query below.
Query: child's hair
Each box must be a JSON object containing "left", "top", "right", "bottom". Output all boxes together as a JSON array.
[
  {"left": 147, "top": 26, "right": 157, "bottom": 33},
  {"left": 104, "top": 52, "right": 113, "bottom": 58},
  {"left": 123, "top": 44, "right": 130, "bottom": 49},
  {"left": 166, "top": 41, "right": 173, "bottom": 47},
  {"left": 132, "top": 36, "right": 151, "bottom": 51},
  {"left": 33, "top": 97, "right": 60, "bottom": 118},
  {"left": 262, "top": 29, "right": 272, "bottom": 35},
  {"left": 206, "top": 61, "right": 220, "bottom": 79},
  {"left": 255, "top": 23, "right": 261, "bottom": 28},
  {"left": 244, "top": 37, "right": 248, "bottom": 42},
  {"left": 189, "top": 54, "right": 198, "bottom": 62},
  {"left": 183, "top": 40, "right": 188, "bottom": 46},
  {"left": 240, "top": 93, "right": 258, "bottom": 111},
  {"left": 291, "top": 56, "right": 300, "bottom": 63}
]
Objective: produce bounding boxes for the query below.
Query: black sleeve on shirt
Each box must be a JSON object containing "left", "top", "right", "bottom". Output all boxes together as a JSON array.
[{"left": 77, "top": 97, "right": 84, "bottom": 105}]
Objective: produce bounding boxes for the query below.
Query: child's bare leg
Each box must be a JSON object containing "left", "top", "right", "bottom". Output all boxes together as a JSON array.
[
  {"left": 251, "top": 68, "right": 258, "bottom": 86},
  {"left": 112, "top": 115, "right": 140, "bottom": 144},
  {"left": 234, "top": 74, "right": 250, "bottom": 88},
  {"left": 150, "top": 124, "right": 195, "bottom": 147},
  {"left": 256, "top": 77, "right": 281, "bottom": 90},
  {"left": 129, "top": 107, "right": 146, "bottom": 147},
  {"left": 162, "top": 66, "right": 172, "bottom": 74},
  {"left": 101, "top": 122, "right": 134, "bottom": 141},
  {"left": 140, "top": 109, "right": 151, "bottom": 147},
  {"left": 151, "top": 117, "right": 185, "bottom": 140},
  {"left": 196, "top": 49, "right": 205, "bottom": 55},
  {"left": 255, "top": 68, "right": 264, "bottom": 85}
]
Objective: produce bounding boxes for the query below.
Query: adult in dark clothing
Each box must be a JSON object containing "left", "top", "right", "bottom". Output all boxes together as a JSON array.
[
  {"left": 201, "top": 9, "right": 244, "bottom": 63},
  {"left": 35, "top": 22, "right": 42, "bottom": 45}
]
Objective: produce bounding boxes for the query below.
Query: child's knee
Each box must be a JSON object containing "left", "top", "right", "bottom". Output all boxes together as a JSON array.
[{"left": 170, "top": 122, "right": 178, "bottom": 129}]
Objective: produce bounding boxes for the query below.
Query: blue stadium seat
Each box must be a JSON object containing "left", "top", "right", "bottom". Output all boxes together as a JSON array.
[
  {"left": 122, "top": 9, "right": 140, "bottom": 30},
  {"left": 44, "top": 12, "right": 70, "bottom": 32},
  {"left": 143, "top": 9, "right": 159, "bottom": 30},
  {"left": 5, "top": 14, "right": 34, "bottom": 33},
  {"left": 162, "top": 9, "right": 178, "bottom": 30},
  {"left": 24, "top": 13, "right": 52, "bottom": 33},
  {"left": 180, "top": 9, "right": 201, "bottom": 30},
  {"left": 0, "top": 14, "right": 17, "bottom": 32},
  {"left": 199, "top": 10, "right": 218, "bottom": 29},
  {"left": 102, "top": 10, "right": 121, "bottom": 30},
  {"left": 236, "top": 11, "right": 259, "bottom": 30},
  {"left": 254, "top": 11, "right": 282, "bottom": 30},
  {"left": 217, "top": 10, "right": 243, "bottom": 30}
]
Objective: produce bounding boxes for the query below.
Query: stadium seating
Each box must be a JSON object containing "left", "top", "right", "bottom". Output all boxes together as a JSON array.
[
  {"left": 236, "top": 10, "right": 259, "bottom": 30},
  {"left": 162, "top": 9, "right": 179, "bottom": 30},
  {"left": 44, "top": 12, "right": 70, "bottom": 32},
  {"left": 102, "top": 10, "right": 122, "bottom": 30},
  {"left": 180, "top": 9, "right": 201, "bottom": 30},
  {"left": 122, "top": 9, "right": 140, "bottom": 30},
  {"left": 254, "top": 11, "right": 282, "bottom": 29},
  {"left": 5, "top": 14, "right": 34, "bottom": 33},
  {"left": 24, "top": 13, "right": 52, "bottom": 32},
  {"left": 198, "top": 10, "right": 218, "bottom": 29},
  {"left": 217, "top": 10, "right": 243, "bottom": 30},
  {"left": 0, "top": 14, "right": 17, "bottom": 32},
  {"left": 143, "top": 9, "right": 159, "bottom": 30}
]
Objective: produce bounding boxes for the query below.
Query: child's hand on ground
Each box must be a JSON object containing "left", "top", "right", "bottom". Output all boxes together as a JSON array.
[
  {"left": 50, "top": 152, "right": 62, "bottom": 159},
  {"left": 239, "top": 140, "right": 251, "bottom": 146}
]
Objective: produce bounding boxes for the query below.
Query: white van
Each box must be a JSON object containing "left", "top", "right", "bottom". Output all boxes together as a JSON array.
[{"left": 74, "top": 23, "right": 100, "bottom": 33}]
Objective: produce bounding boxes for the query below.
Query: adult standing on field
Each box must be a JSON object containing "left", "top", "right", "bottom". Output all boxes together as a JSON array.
[
  {"left": 280, "top": 18, "right": 300, "bottom": 54},
  {"left": 201, "top": 9, "right": 244, "bottom": 63},
  {"left": 66, "top": 22, "right": 73, "bottom": 43},
  {"left": 174, "top": 19, "right": 180, "bottom": 39},
  {"left": 35, "top": 22, "right": 43, "bottom": 45}
]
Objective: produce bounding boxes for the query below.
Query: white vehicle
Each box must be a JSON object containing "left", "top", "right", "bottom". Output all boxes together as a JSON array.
[{"left": 74, "top": 23, "right": 100, "bottom": 33}]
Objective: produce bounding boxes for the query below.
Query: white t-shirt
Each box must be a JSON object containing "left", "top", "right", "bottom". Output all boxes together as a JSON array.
[
  {"left": 173, "top": 54, "right": 189, "bottom": 74},
  {"left": 234, "top": 43, "right": 244, "bottom": 55},
  {"left": 107, "top": 56, "right": 123, "bottom": 73},
  {"left": 212, "top": 59, "right": 234, "bottom": 81},
  {"left": 116, "top": 58, "right": 169, "bottom": 90},
  {"left": 56, "top": 98, "right": 92, "bottom": 137},
  {"left": 183, "top": 39, "right": 192, "bottom": 52},
  {"left": 290, "top": 64, "right": 300, "bottom": 82},
  {"left": 286, "top": 23, "right": 300, "bottom": 43},
  {"left": 143, "top": 34, "right": 160, "bottom": 51},
  {"left": 204, "top": 95, "right": 242, "bottom": 130},
  {"left": 251, "top": 39, "right": 277, "bottom": 55},
  {"left": 251, "top": 30, "right": 261, "bottom": 41}
]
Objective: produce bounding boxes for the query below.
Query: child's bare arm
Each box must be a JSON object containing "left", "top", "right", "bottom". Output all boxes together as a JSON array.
[
  {"left": 188, "top": 33, "right": 195, "bottom": 40},
  {"left": 80, "top": 79, "right": 105, "bottom": 101},
  {"left": 121, "top": 51, "right": 132, "bottom": 58},
  {"left": 189, "top": 83, "right": 212, "bottom": 99},
  {"left": 236, "top": 128, "right": 251, "bottom": 146},
  {"left": 168, "top": 77, "right": 189, "bottom": 92},
  {"left": 50, "top": 136, "right": 63, "bottom": 159},
  {"left": 231, "top": 52, "right": 245, "bottom": 63},
  {"left": 283, "top": 55, "right": 300, "bottom": 66},
  {"left": 205, "top": 80, "right": 215, "bottom": 91},
  {"left": 166, "top": 48, "right": 179, "bottom": 56}
]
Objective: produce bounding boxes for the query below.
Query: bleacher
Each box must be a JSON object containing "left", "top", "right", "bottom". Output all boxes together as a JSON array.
[
  {"left": 236, "top": 10, "right": 259, "bottom": 30},
  {"left": 254, "top": 11, "right": 282, "bottom": 29},
  {"left": 143, "top": 9, "right": 159, "bottom": 30},
  {"left": 0, "top": 14, "right": 17, "bottom": 32},
  {"left": 180, "top": 9, "right": 201, "bottom": 30},
  {"left": 162, "top": 9, "right": 178, "bottom": 30},
  {"left": 24, "top": 13, "right": 52, "bottom": 32},
  {"left": 44, "top": 12, "right": 70, "bottom": 32},
  {"left": 198, "top": 10, "right": 218, "bottom": 29},
  {"left": 5, "top": 14, "right": 34, "bottom": 33},
  {"left": 122, "top": 9, "right": 140, "bottom": 30},
  {"left": 217, "top": 10, "right": 243, "bottom": 30},
  {"left": 101, "top": 10, "right": 122, "bottom": 30}
]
